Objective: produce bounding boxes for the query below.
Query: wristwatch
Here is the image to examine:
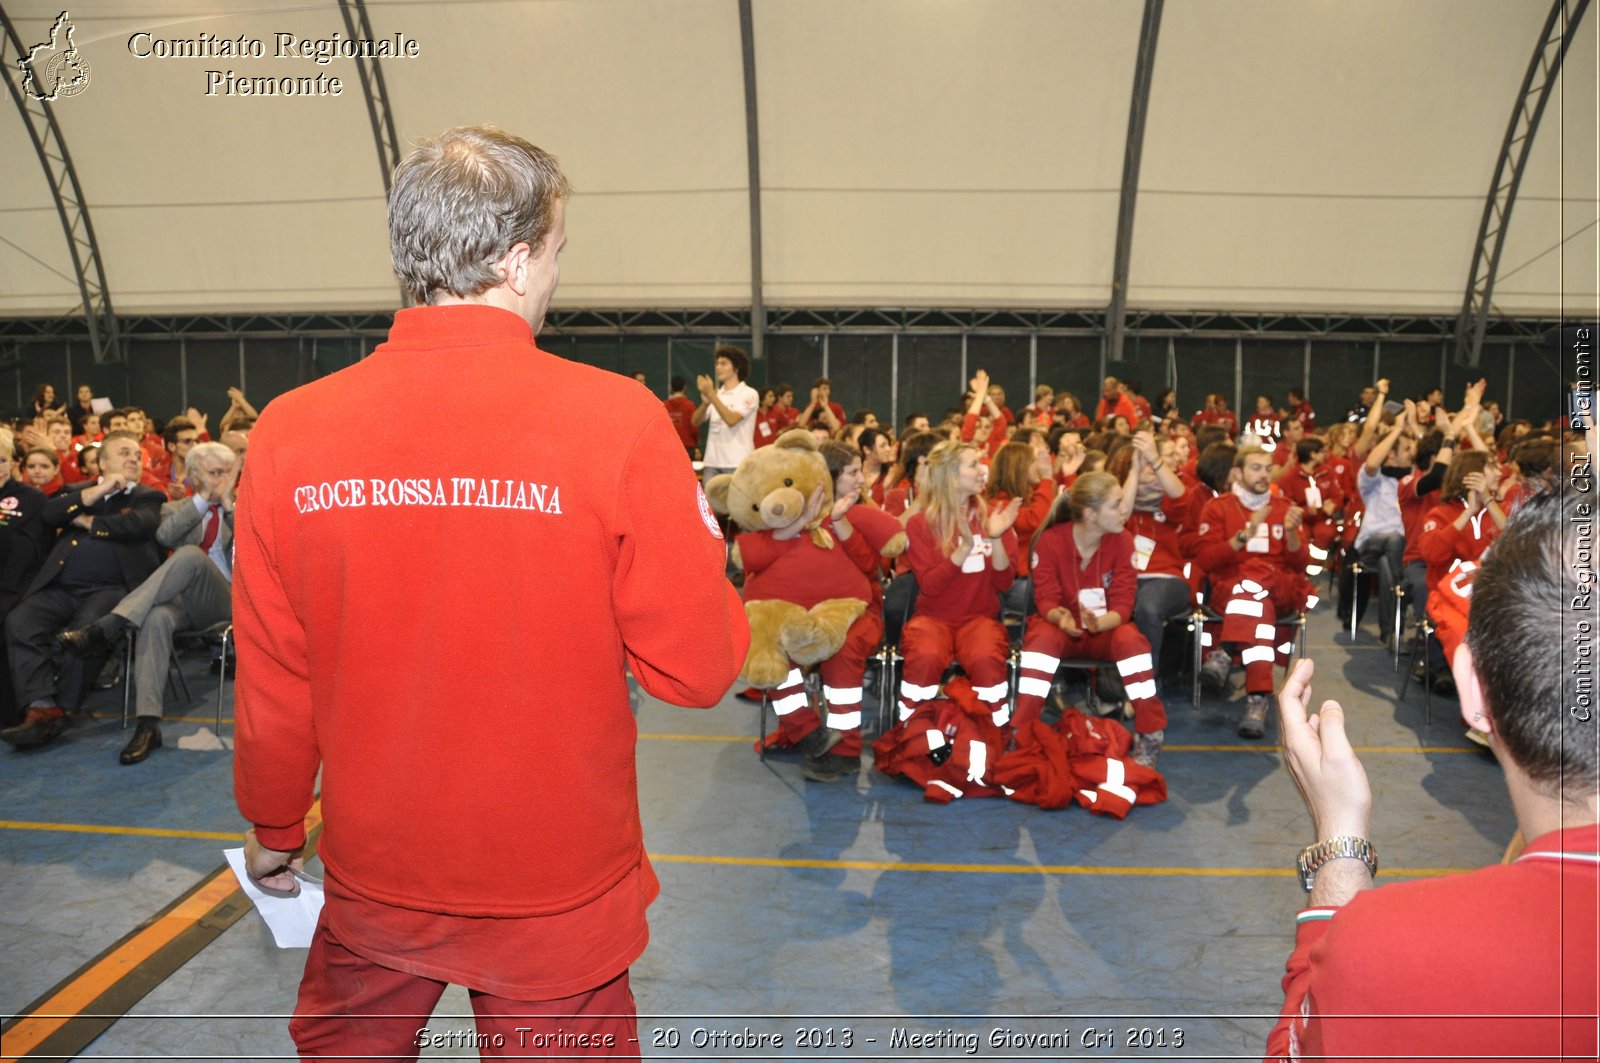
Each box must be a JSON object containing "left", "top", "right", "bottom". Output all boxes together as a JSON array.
[{"left": 1297, "top": 835, "right": 1378, "bottom": 892}]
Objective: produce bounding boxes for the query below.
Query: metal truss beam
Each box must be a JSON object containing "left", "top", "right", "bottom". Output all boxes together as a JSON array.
[
  {"left": 1455, "top": 0, "right": 1590, "bottom": 367},
  {"left": 737, "top": 0, "right": 766, "bottom": 360},
  {"left": 1106, "top": 0, "right": 1164, "bottom": 364},
  {"left": 0, "top": 309, "right": 1568, "bottom": 344},
  {"left": 337, "top": 0, "right": 403, "bottom": 195},
  {"left": 336, "top": 0, "right": 406, "bottom": 308},
  {"left": 0, "top": 4, "right": 120, "bottom": 363}
]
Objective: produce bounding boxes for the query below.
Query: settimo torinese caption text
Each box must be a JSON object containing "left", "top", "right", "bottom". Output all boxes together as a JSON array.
[{"left": 127, "top": 29, "right": 420, "bottom": 97}]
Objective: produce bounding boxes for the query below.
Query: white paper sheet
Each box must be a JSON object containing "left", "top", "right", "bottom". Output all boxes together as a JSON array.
[{"left": 224, "top": 846, "right": 324, "bottom": 948}]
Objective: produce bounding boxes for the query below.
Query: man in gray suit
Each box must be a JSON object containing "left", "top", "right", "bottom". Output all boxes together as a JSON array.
[{"left": 60, "top": 441, "right": 237, "bottom": 763}]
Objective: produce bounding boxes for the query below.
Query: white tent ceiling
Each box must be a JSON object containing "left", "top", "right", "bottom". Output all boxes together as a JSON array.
[{"left": 2, "top": 0, "right": 1595, "bottom": 319}]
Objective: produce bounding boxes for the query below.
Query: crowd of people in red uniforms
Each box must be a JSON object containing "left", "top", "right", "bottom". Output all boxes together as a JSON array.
[
  {"left": 8, "top": 383, "right": 259, "bottom": 503},
  {"left": 699, "top": 363, "right": 1568, "bottom": 782}
]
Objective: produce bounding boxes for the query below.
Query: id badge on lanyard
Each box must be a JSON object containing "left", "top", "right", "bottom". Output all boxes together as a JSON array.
[
  {"left": 1247, "top": 522, "right": 1272, "bottom": 553},
  {"left": 1131, "top": 534, "right": 1156, "bottom": 572}
]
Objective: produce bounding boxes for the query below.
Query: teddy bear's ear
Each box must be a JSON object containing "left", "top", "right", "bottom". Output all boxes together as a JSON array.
[
  {"left": 773, "top": 429, "right": 819, "bottom": 452},
  {"left": 704, "top": 474, "right": 734, "bottom": 514}
]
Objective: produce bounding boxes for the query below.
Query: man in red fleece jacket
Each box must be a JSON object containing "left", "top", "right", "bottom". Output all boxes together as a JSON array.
[
  {"left": 235, "top": 126, "right": 749, "bottom": 1059},
  {"left": 1267, "top": 481, "right": 1596, "bottom": 1062}
]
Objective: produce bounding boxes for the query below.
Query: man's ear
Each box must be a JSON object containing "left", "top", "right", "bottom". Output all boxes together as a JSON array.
[
  {"left": 1453, "top": 642, "right": 1493, "bottom": 735},
  {"left": 501, "top": 243, "right": 532, "bottom": 295}
]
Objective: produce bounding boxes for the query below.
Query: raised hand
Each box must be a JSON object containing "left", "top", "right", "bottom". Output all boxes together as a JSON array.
[
  {"left": 985, "top": 496, "right": 1022, "bottom": 538},
  {"left": 1277, "top": 658, "right": 1371, "bottom": 840}
]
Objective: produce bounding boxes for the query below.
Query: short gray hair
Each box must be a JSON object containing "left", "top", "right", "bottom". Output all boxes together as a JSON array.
[
  {"left": 388, "top": 126, "right": 570, "bottom": 305},
  {"left": 186, "top": 441, "right": 235, "bottom": 472}
]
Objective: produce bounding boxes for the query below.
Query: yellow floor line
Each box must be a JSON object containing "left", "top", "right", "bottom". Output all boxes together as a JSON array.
[
  {"left": 1, "top": 801, "right": 322, "bottom": 1060},
  {"left": 639, "top": 732, "right": 1476, "bottom": 754},
  {"left": 0, "top": 821, "right": 1472, "bottom": 879},
  {"left": 87, "top": 711, "right": 231, "bottom": 725},
  {"left": 648, "top": 852, "right": 1472, "bottom": 877},
  {"left": 0, "top": 820, "right": 239, "bottom": 841}
]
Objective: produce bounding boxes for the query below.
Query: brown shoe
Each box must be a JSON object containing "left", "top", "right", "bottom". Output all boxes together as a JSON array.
[{"left": 1, "top": 707, "right": 68, "bottom": 750}]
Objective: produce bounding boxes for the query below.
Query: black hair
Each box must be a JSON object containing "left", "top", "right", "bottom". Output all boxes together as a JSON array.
[
  {"left": 1415, "top": 429, "right": 1445, "bottom": 470},
  {"left": 715, "top": 344, "right": 750, "bottom": 383},
  {"left": 1195, "top": 442, "right": 1238, "bottom": 493},
  {"left": 163, "top": 417, "right": 197, "bottom": 446},
  {"left": 857, "top": 427, "right": 889, "bottom": 459},
  {"left": 1194, "top": 424, "right": 1231, "bottom": 452},
  {"left": 1465, "top": 482, "right": 1597, "bottom": 794},
  {"left": 818, "top": 439, "right": 860, "bottom": 483}
]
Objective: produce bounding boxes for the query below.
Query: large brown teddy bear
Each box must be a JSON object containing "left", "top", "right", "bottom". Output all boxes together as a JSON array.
[{"left": 703, "top": 431, "right": 870, "bottom": 688}]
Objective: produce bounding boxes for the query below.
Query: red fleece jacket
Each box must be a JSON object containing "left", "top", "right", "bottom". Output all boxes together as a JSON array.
[{"left": 233, "top": 305, "right": 748, "bottom": 918}]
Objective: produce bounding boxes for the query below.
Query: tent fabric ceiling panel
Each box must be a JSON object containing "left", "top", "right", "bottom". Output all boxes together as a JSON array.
[
  {"left": 1130, "top": 196, "right": 1479, "bottom": 313},
  {"left": 0, "top": 92, "right": 80, "bottom": 315},
  {"left": 754, "top": 0, "right": 1141, "bottom": 307},
  {"left": 1489, "top": 11, "right": 1598, "bottom": 316},
  {"left": 8, "top": 3, "right": 393, "bottom": 313},
  {"left": 372, "top": 0, "right": 751, "bottom": 308},
  {"left": 1131, "top": 0, "right": 1556, "bottom": 314},
  {"left": 0, "top": 0, "right": 1591, "bottom": 320},
  {"left": 760, "top": 189, "right": 1119, "bottom": 306}
]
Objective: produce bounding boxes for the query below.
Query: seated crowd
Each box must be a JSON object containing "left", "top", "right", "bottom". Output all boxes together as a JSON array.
[
  {"left": 0, "top": 384, "right": 257, "bottom": 763},
  {"left": 691, "top": 347, "right": 1568, "bottom": 782},
  {"left": 0, "top": 361, "right": 1566, "bottom": 779}
]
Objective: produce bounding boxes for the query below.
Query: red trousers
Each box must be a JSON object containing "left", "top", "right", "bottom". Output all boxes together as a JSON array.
[
  {"left": 1215, "top": 577, "right": 1305, "bottom": 694},
  {"left": 771, "top": 610, "right": 882, "bottom": 757},
  {"left": 290, "top": 920, "right": 640, "bottom": 1061},
  {"left": 1013, "top": 617, "right": 1166, "bottom": 734},
  {"left": 898, "top": 614, "right": 1009, "bottom": 726}
]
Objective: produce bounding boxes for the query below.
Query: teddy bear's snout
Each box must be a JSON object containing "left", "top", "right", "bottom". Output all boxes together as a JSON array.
[{"left": 759, "top": 487, "right": 807, "bottom": 527}]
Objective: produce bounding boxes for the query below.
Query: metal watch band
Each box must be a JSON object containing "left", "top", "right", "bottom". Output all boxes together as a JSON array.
[{"left": 1297, "top": 835, "right": 1378, "bottom": 892}]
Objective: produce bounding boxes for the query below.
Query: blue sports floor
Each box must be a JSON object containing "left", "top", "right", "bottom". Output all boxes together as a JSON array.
[{"left": 0, "top": 606, "right": 1513, "bottom": 1060}]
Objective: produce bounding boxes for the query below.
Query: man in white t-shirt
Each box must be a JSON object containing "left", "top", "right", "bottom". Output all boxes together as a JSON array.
[{"left": 694, "top": 344, "right": 760, "bottom": 480}]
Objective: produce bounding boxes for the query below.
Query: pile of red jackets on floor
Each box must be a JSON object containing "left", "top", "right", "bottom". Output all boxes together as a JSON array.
[{"left": 871, "top": 678, "right": 1167, "bottom": 816}]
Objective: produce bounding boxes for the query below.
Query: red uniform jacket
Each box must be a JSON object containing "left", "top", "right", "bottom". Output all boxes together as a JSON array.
[
  {"left": 1030, "top": 525, "right": 1136, "bottom": 625},
  {"left": 904, "top": 509, "right": 1015, "bottom": 623},
  {"left": 233, "top": 305, "right": 748, "bottom": 919},
  {"left": 1268, "top": 824, "right": 1598, "bottom": 1062},
  {"left": 959, "top": 414, "right": 1006, "bottom": 461},
  {"left": 1191, "top": 408, "right": 1238, "bottom": 435},
  {"left": 1193, "top": 493, "right": 1310, "bottom": 592},
  {"left": 1418, "top": 499, "right": 1501, "bottom": 590},
  {"left": 663, "top": 395, "right": 698, "bottom": 450},
  {"left": 1398, "top": 468, "right": 1439, "bottom": 566},
  {"left": 988, "top": 478, "right": 1055, "bottom": 576},
  {"left": 1095, "top": 393, "right": 1137, "bottom": 426},
  {"left": 1124, "top": 490, "right": 1191, "bottom": 580},
  {"left": 738, "top": 525, "right": 873, "bottom": 609}
]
